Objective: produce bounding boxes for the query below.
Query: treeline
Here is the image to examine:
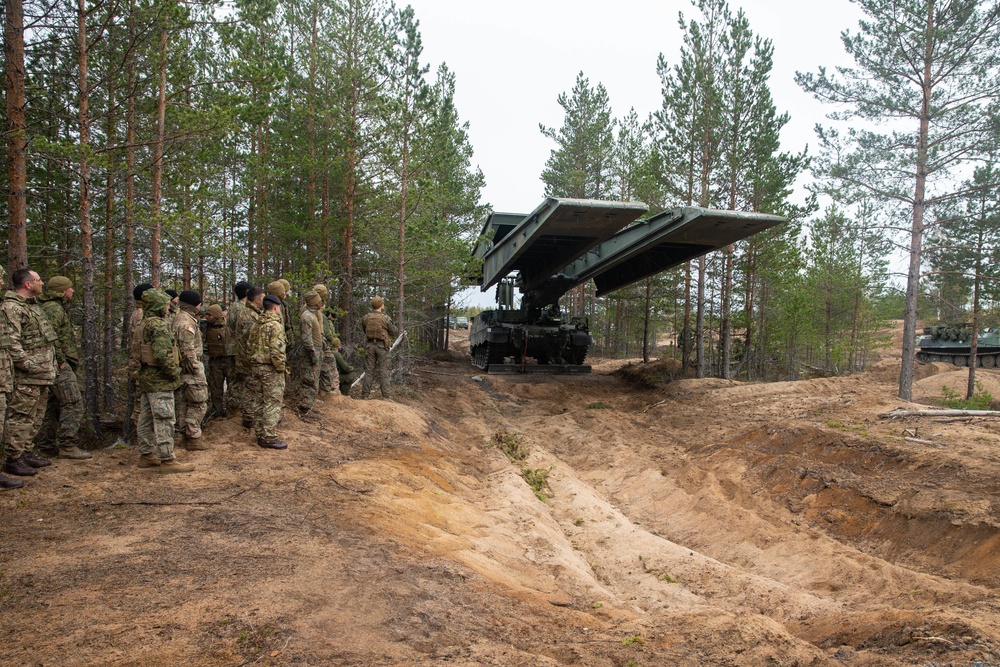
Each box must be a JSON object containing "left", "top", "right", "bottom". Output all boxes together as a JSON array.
[
  {"left": 540, "top": 0, "right": 1000, "bottom": 387},
  {"left": 2, "top": 0, "right": 486, "bottom": 429}
]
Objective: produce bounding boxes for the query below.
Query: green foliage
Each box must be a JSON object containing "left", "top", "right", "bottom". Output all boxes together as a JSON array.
[
  {"left": 941, "top": 382, "right": 994, "bottom": 411},
  {"left": 622, "top": 633, "right": 645, "bottom": 647},
  {"left": 586, "top": 402, "right": 612, "bottom": 410},
  {"left": 490, "top": 429, "right": 527, "bottom": 462},
  {"left": 521, "top": 467, "right": 552, "bottom": 502}
]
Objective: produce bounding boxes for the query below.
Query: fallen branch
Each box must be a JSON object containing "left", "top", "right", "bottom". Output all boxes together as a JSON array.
[
  {"left": 879, "top": 408, "right": 1000, "bottom": 419},
  {"left": 904, "top": 437, "right": 945, "bottom": 448},
  {"left": 107, "top": 500, "right": 221, "bottom": 506},
  {"left": 643, "top": 400, "right": 667, "bottom": 413}
]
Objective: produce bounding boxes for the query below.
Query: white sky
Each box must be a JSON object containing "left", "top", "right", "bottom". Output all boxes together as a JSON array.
[{"left": 403, "top": 0, "right": 867, "bottom": 306}]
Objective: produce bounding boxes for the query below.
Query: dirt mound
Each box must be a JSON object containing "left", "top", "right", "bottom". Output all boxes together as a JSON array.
[{"left": 4, "top": 341, "right": 1000, "bottom": 666}]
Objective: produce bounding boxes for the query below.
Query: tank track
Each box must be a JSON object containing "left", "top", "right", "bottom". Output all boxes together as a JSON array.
[
  {"left": 916, "top": 351, "right": 998, "bottom": 368},
  {"left": 471, "top": 342, "right": 506, "bottom": 371}
]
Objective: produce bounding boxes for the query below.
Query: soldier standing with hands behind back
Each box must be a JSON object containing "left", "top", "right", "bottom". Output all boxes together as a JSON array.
[
  {"left": 247, "top": 295, "right": 288, "bottom": 449},
  {"left": 360, "top": 296, "right": 398, "bottom": 400}
]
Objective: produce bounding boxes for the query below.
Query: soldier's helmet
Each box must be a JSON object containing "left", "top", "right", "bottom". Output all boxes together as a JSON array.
[
  {"left": 142, "top": 288, "right": 171, "bottom": 316},
  {"left": 47, "top": 276, "right": 73, "bottom": 296},
  {"left": 266, "top": 281, "right": 285, "bottom": 299},
  {"left": 305, "top": 290, "right": 323, "bottom": 308},
  {"left": 312, "top": 284, "right": 329, "bottom": 300},
  {"left": 370, "top": 296, "right": 384, "bottom": 310}
]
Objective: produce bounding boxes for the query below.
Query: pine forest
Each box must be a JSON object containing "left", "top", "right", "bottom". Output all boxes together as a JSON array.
[{"left": 3, "top": 0, "right": 1000, "bottom": 437}]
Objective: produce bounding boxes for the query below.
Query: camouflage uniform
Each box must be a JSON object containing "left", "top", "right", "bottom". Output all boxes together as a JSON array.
[
  {"left": 361, "top": 306, "right": 398, "bottom": 399},
  {"left": 1, "top": 290, "right": 58, "bottom": 461},
  {"left": 298, "top": 294, "right": 324, "bottom": 412},
  {"left": 33, "top": 287, "right": 84, "bottom": 454},
  {"left": 334, "top": 348, "right": 358, "bottom": 397},
  {"left": 172, "top": 303, "right": 208, "bottom": 440},
  {"left": 319, "top": 307, "right": 340, "bottom": 393},
  {"left": 226, "top": 298, "right": 246, "bottom": 410},
  {"left": 247, "top": 310, "right": 286, "bottom": 444},
  {"left": 133, "top": 289, "right": 183, "bottom": 462},
  {"left": 127, "top": 305, "right": 145, "bottom": 428},
  {"left": 205, "top": 313, "right": 233, "bottom": 419},
  {"left": 235, "top": 301, "right": 262, "bottom": 423}
]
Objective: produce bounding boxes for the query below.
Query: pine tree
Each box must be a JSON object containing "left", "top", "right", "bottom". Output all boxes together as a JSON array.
[{"left": 797, "top": 0, "right": 1000, "bottom": 400}]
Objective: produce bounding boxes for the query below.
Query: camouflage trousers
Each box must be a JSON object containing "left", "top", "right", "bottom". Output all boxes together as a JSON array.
[
  {"left": 207, "top": 355, "right": 234, "bottom": 417},
  {"left": 319, "top": 349, "right": 339, "bottom": 393},
  {"left": 0, "top": 392, "right": 7, "bottom": 459},
  {"left": 361, "top": 340, "right": 392, "bottom": 398},
  {"left": 34, "top": 365, "right": 83, "bottom": 453},
  {"left": 298, "top": 358, "right": 321, "bottom": 411},
  {"left": 3, "top": 383, "right": 49, "bottom": 459},
  {"left": 247, "top": 364, "right": 285, "bottom": 443},
  {"left": 137, "top": 391, "right": 178, "bottom": 461},
  {"left": 175, "top": 362, "right": 208, "bottom": 439}
]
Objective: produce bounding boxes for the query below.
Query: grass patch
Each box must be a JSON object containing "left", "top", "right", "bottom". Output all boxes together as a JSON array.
[
  {"left": 941, "top": 381, "right": 994, "bottom": 410},
  {"left": 622, "top": 633, "right": 645, "bottom": 646},
  {"left": 521, "top": 467, "right": 551, "bottom": 502},
  {"left": 586, "top": 401, "right": 612, "bottom": 410},
  {"left": 491, "top": 428, "right": 527, "bottom": 462}
]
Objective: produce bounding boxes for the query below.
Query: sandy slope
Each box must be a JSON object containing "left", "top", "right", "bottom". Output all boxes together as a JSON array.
[{"left": 3, "top": 325, "right": 1000, "bottom": 666}]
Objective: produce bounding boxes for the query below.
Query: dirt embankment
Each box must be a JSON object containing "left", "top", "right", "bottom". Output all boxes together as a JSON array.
[{"left": 4, "top": 327, "right": 1000, "bottom": 666}]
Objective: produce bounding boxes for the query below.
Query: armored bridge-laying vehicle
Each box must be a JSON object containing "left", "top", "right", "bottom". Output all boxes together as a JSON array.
[{"left": 466, "top": 197, "right": 786, "bottom": 373}]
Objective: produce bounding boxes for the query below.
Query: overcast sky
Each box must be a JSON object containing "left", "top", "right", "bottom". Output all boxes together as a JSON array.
[{"left": 401, "top": 0, "right": 867, "bottom": 306}]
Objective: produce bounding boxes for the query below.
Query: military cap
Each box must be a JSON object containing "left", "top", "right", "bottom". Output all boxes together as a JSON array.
[
  {"left": 142, "top": 288, "right": 171, "bottom": 313},
  {"left": 165, "top": 289, "right": 179, "bottom": 299},
  {"left": 47, "top": 275, "right": 73, "bottom": 295},
  {"left": 133, "top": 282, "right": 154, "bottom": 301},
  {"left": 266, "top": 281, "right": 285, "bottom": 297},
  {"left": 263, "top": 295, "right": 282, "bottom": 308},
  {"left": 179, "top": 290, "right": 202, "bottom": 307},
  {"left": 312, "top": 284, "right": 329, "bottom": 299},
  {"left": 278, "top": 278, "right": 291, "bottom": 296},
  {"left": 329, "top": 336, "right": 341, "bottom": 348},
  {"left": 234, "top": 281, "right": 252, "bottom": 299},
  {"left": 305, "top": 290, "right": 323, "bottom": 308},
  {"left": 206, "top": 304, "right": 224, "bottom": 319},
  {"left": 370, "top": 296, "right": 384, "bottom": 309}
]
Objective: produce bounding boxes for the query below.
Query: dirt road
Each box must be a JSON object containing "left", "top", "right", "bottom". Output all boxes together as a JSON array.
[{"left": 3, "top": 327, "right": 1000, "bottom": 666}]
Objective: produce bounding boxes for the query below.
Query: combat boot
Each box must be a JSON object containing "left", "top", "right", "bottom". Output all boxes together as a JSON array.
[
  {"left": 4, "top": 454, "right": 38, "bottom": 476},
  {"left": 184, "top": 437, "right": 209, "bottom": 451},
  {"left": 0, "top": 473, "right": 25, "bottom": 490},
  {"left": 297, "top": 407, "right": 320, "bottom": 423},
  {"left": 158, "top": 458, "right": 195, "bottom": 474},
  {"left": 137, "top": 453, "right": 161, "bottom": 468},
  {"left": 22, "top": 452, "right": 52, "bottom": 468},
  {"left": 241, "top": 415, "right": 253, "bottom": 429},
  {"left": 58, "top": 446, "right": 93, "bottom": 460},
  {"left": 257, "top": 438, "right": 288, "bottom": 450}
]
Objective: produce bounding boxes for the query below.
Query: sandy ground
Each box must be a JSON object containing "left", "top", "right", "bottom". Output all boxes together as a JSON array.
[{"left": 3, "top": 322, "right": 1000, "bottom": 666}]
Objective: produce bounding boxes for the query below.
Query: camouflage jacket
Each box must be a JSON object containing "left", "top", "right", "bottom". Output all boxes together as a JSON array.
[
  {"left": 235, "top": 301, "right": 262, "bottom": 369},
  {"left": 171, "top": 305, "right": 205, "bottom": 381},
  {"left": 134, "top": 312, "right": 182, "bottom": 393},
  {"left": 226, "top": 299, "right": 245, "bottom": 357},
  {"left": 0, "top": 290, "right": 58, "bottom": 385},
  {"left": 0, "top": 310, "right": 12, "bottom": 393},
  {"left": 361, "top": 311, "right": 398, "bottom": 347},
  {"left": 323, "top": 308, "right": 338, "bottom": 346},
  {"left": 299, "top": 305, "right": 324, "bottom": 354},
  {"left": 37, "top": 290, "right": 79, "bottom": 369},
  {"left": 248, "top": 311, "right": 286, "bottom": 372}
]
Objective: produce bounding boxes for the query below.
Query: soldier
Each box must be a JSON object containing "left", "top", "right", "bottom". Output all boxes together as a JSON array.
[
  {"left": 297, "top": 290, "right": 324, "bottom": 419},
  {"left": 313, "top": 284, "right": 340, "bottom": 395},
  {"left": 126, "top": 283, "right": 155, "bottom": 437},
  {"left": 172, "top": 290, "right": 209, "bottom": 449},
  {"left": 331, "top": 337, "right": 358, "bottom": 398},
  {"left": 226, "top": 281, "right": 251, "bottom": 413},
  {"left": 1, "top": 268, "right": 58, "bottom": 476},
  {"left": 132, "top": 288, "right": 194, "bottom": 473},
  {"left": 33, "top": 276, "right": 91, "bottom": 459},
  {"left": 246, "top": 295, "right": 288, "bottom": 449},
  {"left": 236, "top": 286, "right": 264, "bottom": 428},
  {"left": 360, "top": 296, "right": 398, "bottom": 399},
  {"left": 204, "top": 304, "right": 233, "bottom": 421},
  {"left": 0, "top": 265, "right": 24, "bottom": 489}
]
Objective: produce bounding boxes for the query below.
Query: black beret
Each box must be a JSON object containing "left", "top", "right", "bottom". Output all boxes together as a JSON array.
[
  {"left": 263, "top": 295, "right": 282, "bottom": 308},
  {"left": 179, "top": 290, "right": 202, "bottom": 306},
  {"left": 165, "top": 289, "right": 179, "bottom": 298},
  {"left": 234, "top": 281, "right": 252, "bottom": 299},
  {"left": 133, "top": 282, "right": 154, "bottom": 301}
]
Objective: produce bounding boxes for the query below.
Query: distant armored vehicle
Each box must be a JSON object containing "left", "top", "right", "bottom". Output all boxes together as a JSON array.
[
  {"left": 468, "top": 198, "right": 785, "bottom": 373},
  {"left": 916, "top": 324, "right": 1000, "bottom": 367}
]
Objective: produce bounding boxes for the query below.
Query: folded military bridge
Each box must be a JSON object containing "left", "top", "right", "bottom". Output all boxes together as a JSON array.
[{"left": 468, "top": 198, "right": 785, "bottom": 373}]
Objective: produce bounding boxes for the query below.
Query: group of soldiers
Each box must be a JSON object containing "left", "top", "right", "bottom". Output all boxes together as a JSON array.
[{"left": 0, "top": 269, "right": 399, "bottom": 489}]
